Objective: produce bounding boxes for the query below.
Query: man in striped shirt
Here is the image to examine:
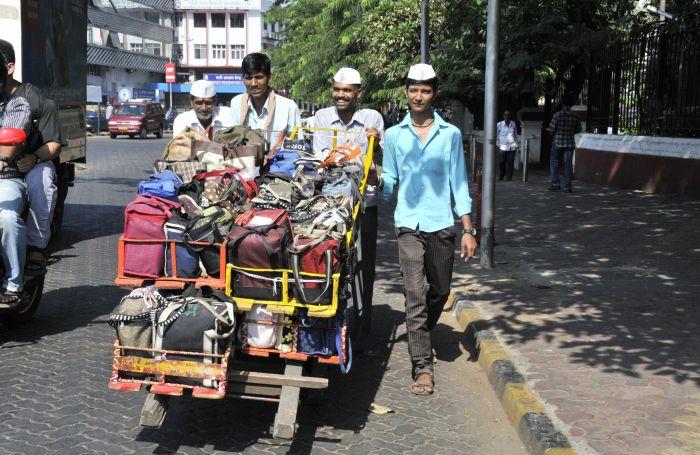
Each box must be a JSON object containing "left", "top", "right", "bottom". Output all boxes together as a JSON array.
[
  {"left": 548, "top": 94, "right": 581, "bottom": 192},
  {"left": 0, "top": 51, "right": 31, "bottom": 306}
]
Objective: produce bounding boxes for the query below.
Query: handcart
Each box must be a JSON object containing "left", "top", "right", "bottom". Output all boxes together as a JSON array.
[{"left": 109, "top": 127, "right": 375, "bottom": 439}]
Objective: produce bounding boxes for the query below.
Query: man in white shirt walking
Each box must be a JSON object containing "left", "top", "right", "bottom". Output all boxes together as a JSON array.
[
  {"left": 172, "top": 80, "right": 235, "bottom": 138},
  {"left": 497, "top": 110, "right": 519, "bottom": 181},
  {"left": 230, "top": 53, "right": 301, "bottom": 146}
]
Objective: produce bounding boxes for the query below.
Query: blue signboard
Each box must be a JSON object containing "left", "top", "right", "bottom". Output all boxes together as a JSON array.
[
  {"left": 133, "top": 88, "right": 157, "bottom": 100},
  {"left": 204, "top": 73, "right": 244, "bottom": 85}
]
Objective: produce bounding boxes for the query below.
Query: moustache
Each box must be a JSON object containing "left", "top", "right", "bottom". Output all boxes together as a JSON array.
[
  {"left": 195, "top": 108, "right": 213, "bottom": 119},
  {"left": 334, "top": 98, "right": 351, "bottom": 103}
]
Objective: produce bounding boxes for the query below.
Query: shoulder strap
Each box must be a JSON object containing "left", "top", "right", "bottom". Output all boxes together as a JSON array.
[{"left": 240, "top": 93, "right": 250, "bottom": 127}]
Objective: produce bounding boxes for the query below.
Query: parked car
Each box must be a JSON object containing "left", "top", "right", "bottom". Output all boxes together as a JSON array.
[
  {"left": 108, "top": 101, "right": 165, "bottom": 139},
  {"left": 86, "top": 109, "right": 108, "bottom": 133}
]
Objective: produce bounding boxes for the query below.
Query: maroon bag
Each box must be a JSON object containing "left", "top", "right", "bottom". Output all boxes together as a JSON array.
[
  {"left": 123, "top": 195, "right": 180, "bottom": 278},
  {"left": 192, "top": 167, "right": 258, "bottom": 211},
  {"left": 290, "top": 238, "right": 340, "bottom": 305},
  {"left": 227, "top": 209, "right": 292, "bottom": 301}
]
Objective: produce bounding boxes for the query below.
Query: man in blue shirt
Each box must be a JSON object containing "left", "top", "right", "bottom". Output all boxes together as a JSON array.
[{"left": 380, "top": 64, "right": 477, "bottom": 395}]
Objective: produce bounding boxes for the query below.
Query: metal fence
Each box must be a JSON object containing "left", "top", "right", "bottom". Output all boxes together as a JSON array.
[{"left": 587, "top": 24, "right": 700, "bottom": 137}]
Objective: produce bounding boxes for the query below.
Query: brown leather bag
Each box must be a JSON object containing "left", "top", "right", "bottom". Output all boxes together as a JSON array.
[{"left": 162, "top": 127, "right": 209, "bottom": 161}]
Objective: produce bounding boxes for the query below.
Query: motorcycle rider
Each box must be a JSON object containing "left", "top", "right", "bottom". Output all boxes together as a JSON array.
[
  {"left": 0, "top": 40, "right": 62, "bottom": 277},
  {"left": 0, "top": 51, "right": 32, "bottom": 306}
]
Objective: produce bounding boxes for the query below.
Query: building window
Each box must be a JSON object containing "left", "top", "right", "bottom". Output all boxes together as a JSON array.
[
  {"left": 144, "top": 41, "right": 161, "bottom": 56},
  {"left": 230, "top": 44, "right": 245, "bottom": 60},
  {"left": 212, "top": 44, "right": 226, "bottom": 60},
  {"left": 88, "top": 64, "right": 101, "bottom": 76},
  {"left": 174, "top": 13, "right": 182, "bottom": 27},
  {"left": 194, "top": 44, "right": 206, "bottom": 59},
  {"left": 211, "top": 13, "right": 225, "bottom": 28},
  {"left": 144, "top": 12, "right": 160, "bottom": 24},
  {"left": 130, "top": 42, "right": 143, "bottom": 53},
  {"left": 174, "top": 43, "right": 183, "bottom": 60},
  {"left": 263, "top": 22, "right": 268, "bottom": 31},
  {"left": 193, "top": 13, "right": 206, "bottom": 28},
  {"left": 230, "top": 13, "right": 244, "bottom": 28}
]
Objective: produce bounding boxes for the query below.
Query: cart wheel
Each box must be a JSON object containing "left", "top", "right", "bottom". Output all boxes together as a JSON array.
[{"left": 139, "top": 393, "right": 170, "bottom": 429}]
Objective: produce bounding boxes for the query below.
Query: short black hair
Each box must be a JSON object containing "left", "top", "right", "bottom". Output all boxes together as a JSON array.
[
  {"left": 562, "top": 92, "right": 577, "bottom": 107},
  {"left": 405, "top": 77, "right": 439, "bottom": 91},
  {"left": 242, "top": 53, "right": 271, "bottom": 77},
  {"left": 0, "top": 39, "right": 15, "bottom": 64}
]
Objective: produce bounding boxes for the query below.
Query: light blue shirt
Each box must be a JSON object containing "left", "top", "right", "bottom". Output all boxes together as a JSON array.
[
  {"left": 230, "top": 92, "right": 302, "bottom": 144},
  {"left": 381, "top": 113, "right": 472, "bottom": 232}
]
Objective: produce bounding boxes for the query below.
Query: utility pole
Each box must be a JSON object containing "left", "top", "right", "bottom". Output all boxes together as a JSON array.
[
  {"left": 420, "top": 0, "right": 430, "bottom": 63},
  {"left": 480, "top": 0, "right": 500, "bottom": 269}
]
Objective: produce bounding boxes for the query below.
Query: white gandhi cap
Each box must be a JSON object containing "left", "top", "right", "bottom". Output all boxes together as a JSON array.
[
  {"left": 407, "top": 63, "right": 437, "bottom": 81},
  {"left": 190, "top": 79, "right": 216, "bottom": 98},
  {"left": 333, "top": 67, "right": 362, "bottom": 85}
]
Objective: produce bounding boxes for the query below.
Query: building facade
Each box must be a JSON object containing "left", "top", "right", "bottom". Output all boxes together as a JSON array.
[
  {"left": 164, "top": 0, "right": 273, "bottom": 105},
  {"left": 87, "top": 0, "right": 175, "bottom": 103}
]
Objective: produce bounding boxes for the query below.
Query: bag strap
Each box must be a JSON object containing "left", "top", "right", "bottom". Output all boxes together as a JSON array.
[
  {"left": 241, "top": 91, "right": 276, "bottom": 131},
  {"left": 290, "top": 249, "right": 333, "bottom": 304}
]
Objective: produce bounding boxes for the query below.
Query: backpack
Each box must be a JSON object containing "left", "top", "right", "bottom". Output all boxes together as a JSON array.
[
  {"left": 267, "top": 149, "right": 300, "bottom": 177},
  {"left": 138, "top": 170, "right": 183, "bottom": 202},
  {"left": 184, "top": 205, "right": 234, "bottom": 277},
  {"left": 162, "top": 126, "right": 209, "bottom": 161},
  {"left": 123, "top": 195, "right": 180, "bottom": 278},
  {"left": 164, "top": 211, "right": 200, "bottom": 278},
  {"left": 226, "top": 208, "right": 292, "bottom": 301}
]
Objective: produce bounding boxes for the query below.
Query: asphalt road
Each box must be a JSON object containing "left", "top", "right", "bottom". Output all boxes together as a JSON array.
[{"left": 0, "top": 135, "right": 525, "bottom": 455}]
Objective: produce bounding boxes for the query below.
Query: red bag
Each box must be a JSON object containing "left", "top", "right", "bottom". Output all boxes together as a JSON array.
[
  {"left": 123, "top": 195, "right": 180, "bottom": 278},
  {"left": 290, "top": 238, "right": 340, "bottom": 305},
  {"left": 226, "top": 209, "right": 292, "bottom": 301}
]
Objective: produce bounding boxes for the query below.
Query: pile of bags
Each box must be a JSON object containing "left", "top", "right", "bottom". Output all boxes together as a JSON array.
[{"left": 113, "top": 127, "right": 362, "bottom": 370}]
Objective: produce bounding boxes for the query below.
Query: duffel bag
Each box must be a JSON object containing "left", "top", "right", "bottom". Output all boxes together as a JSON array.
[
  {"left": 108, "top": 287, "right": 168, "bottom": 377},
  {"left": 241, "top": 304, "right": 282, "bottom": 349},
  {"left": 289, "top": 237, "right": 341, "bottom": 305},
  {"left": 184, "top": 206, "right": 233, "bottom": 277},
  {"left": 123, "top": 195, "right": 180, "bottom": 278},
  {"left": 154, "top": 296, "right": 236, "bottom": 387},
  {"left": 138, "top": 170, "right": 182, "bottom": 202},
  {"left": 227, "top": 208, "right": 292, "bottom": 301},
  {"left": 164, "top": 211, "right": 200, "bottom": 278},
  {"left": 267, "top": 149, "right": 300, "bottom": 177},
  {"left": 297, "top": 313, "right": 337, "bottom": 356},
  {"left": 154, "top": 160, "right": 205, "bottom": 185},
  {"left": 162, "top": 126, "right": 208, "bottom": 161}
]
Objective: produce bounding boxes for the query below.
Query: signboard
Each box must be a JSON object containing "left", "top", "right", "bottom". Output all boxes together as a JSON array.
[
  {"left": 203, "top": 73, "right": 244, "bottom": 85},
  {"left": 133, "top": 88, "right": 156, "bottom": 100},
  {"left": 174, "top": 0, "right": 260, "bottom": 10},
  {"left": 165, "top": 62, "right": 176, "bottom": 83},
  {"left": 86, "top": 85, "right": 102, "bottom": 103}
]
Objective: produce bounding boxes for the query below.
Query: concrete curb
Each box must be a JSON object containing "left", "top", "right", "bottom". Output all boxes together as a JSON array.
[{"left": 452, "top": 293, "right": 576, "bottom": 455}]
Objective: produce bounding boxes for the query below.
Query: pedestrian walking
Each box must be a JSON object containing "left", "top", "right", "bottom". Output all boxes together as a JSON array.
[
  {"left": 497, "top": 110, "right": 518, "bottom": 181},
  {"left": 380, "top": 64, "right": 477, "bottom": 395},
  {"left": 312, "top": 67, "right": 384, "bottom": 352},
  {"left": 105, "top": 101, "right": 113, "bottom": 121},
  {"left": 548, "top": 94, "right": 581, "bottom": 192}
]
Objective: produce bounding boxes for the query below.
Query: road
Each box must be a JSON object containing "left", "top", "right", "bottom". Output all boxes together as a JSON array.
[{"left": 0, "top": 136, "right": 525, "bottom": 455}]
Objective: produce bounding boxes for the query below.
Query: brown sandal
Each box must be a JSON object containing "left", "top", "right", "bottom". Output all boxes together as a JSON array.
[
  {"left": 410, "top": 373, "right": 434, "bottom": 395},
  {"left": 0, "top": 291, "right": 22, "bottom": 308}
]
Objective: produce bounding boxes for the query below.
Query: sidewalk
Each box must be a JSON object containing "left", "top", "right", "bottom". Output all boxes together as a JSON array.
[{"left": 451, "top": 170, "right": 700, "bottom": 454}]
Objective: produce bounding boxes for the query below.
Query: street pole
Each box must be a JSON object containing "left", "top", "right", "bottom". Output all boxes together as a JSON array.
[
  {"left": 480, "top": 0, "right": 500, "bottom": 269},
  {"left": 420, "top": 0, "right": 429, "bottom": 63}
]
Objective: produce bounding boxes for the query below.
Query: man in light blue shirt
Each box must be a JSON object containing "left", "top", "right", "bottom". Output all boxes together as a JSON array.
[
  {"left": 313, "top": 67, "right": 384, "bottom": 351},
  {"left": 230, "top": 53, "right": 302, "bottom": 146},
  {"left": 380, "top": 63, "right": 476, "bottom": 395}
]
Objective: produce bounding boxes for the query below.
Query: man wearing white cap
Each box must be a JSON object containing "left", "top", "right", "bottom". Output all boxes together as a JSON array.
[
  {"left": 172, "top": 79, "right": 235, "bottom": 138},
  {"left": 312, "top": 67, "right": 384, "bottom": 352},
  {"left": 380, "top": 63, "right": 477, "bottom": 395}
]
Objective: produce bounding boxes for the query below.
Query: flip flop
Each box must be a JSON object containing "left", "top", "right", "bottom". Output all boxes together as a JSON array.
[
  {"left": 0, "top": 291, "right": 22, "bottom": 309},
  {"left": 25, "top": 249, "right": 47, "bottom": 277},
  {"left": 410, "top": 373, "right": 434, "bottom": 395}
]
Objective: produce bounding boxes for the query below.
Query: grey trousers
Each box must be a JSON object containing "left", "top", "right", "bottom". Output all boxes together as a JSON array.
[
  {"left": 396, "top": 226, "right": 456, "bottom": 378},
  {"left": 350, "top": 206, "right": 378, "bottom": 349}
]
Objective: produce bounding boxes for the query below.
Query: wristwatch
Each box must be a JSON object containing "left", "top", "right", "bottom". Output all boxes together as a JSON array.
[{"left": 463, "top": 227, "right": 477, "bottom": 236}]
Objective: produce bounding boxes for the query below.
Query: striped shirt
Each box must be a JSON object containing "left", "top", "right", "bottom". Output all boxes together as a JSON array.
[
  {"left": 548, "top": 107, "right": 581, "bottom": 148},
  {"left": 0, "top": 93, "right": 31, "bottom": 132}
]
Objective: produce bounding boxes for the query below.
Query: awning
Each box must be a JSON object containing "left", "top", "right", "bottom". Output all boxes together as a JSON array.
[{"left": 146, "top": 82, "right": 247, "bottom": 95}]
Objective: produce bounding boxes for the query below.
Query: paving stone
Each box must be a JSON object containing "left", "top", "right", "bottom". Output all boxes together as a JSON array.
[{"left": 0, "top": 137, "right": 526, "bottom": 455}]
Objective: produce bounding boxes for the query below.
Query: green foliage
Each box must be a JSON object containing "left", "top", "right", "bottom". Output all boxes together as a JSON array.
[{"left": 268, "top": 0, "right": 653, "bottom": 114}]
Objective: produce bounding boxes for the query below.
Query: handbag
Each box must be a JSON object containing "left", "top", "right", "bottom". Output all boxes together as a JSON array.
[
  {"left": 162, "top": 126, "right": 208, "bottom": 161},
  {"left": 164, "top": 211, "right": 200, "bottom": 278}
]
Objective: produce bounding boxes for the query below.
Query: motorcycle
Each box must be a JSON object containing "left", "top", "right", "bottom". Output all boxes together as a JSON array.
[{"left": 0, "top": 127, "right": 46, "bottom": 323}]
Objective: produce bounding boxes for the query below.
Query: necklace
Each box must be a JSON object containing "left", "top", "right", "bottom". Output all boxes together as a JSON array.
[{"left": 411, "top": 118, "right": 435, "bottom": 128}]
